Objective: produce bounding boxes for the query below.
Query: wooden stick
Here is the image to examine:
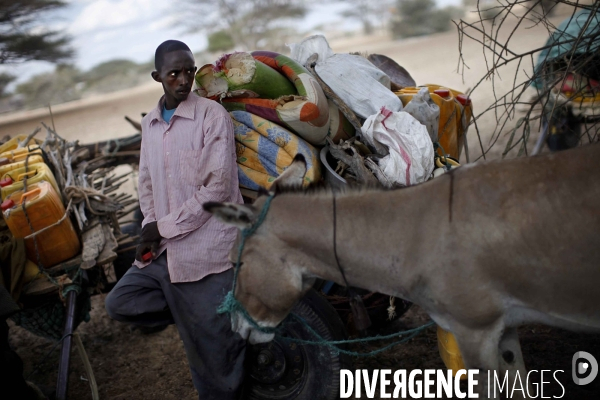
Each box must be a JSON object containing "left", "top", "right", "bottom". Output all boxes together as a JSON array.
[
  {"left": 74, "top": 334, "right": 99, "bottom": 400},
  {"left": 17, "top": 127, "right": 41, "bottom": 148},
  {"left": 124, "top": 116, "right": 142, "bottom": 131},
  {"left": 116, "top": 245, "right": 137, "bottom": 254}
]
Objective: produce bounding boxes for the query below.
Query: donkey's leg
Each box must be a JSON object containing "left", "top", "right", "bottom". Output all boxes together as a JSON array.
[
  {"left": 498, "top": 327, "right": 531, "bottom": 399},
  {"left": 453, "top": 325, "right": 503, "bottom": 400}
]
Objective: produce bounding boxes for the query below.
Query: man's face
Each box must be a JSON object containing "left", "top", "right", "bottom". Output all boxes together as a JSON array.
[{"left": 152, "top": 50, "right": 196, "bottom": 108}]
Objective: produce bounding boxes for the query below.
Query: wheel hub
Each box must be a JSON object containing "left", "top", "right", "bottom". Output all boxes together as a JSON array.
[{"left": 249, "top": 337, "right": 306, "bottom": 397}]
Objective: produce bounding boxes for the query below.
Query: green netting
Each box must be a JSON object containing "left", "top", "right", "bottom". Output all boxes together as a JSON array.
[{"left": 10, "top": 291, "right": 91, "bottom": 341}]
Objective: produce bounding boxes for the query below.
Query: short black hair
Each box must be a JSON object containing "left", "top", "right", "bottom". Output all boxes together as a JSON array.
[{"left": 154, "top": 40, "right": 192, "bottom": 71}]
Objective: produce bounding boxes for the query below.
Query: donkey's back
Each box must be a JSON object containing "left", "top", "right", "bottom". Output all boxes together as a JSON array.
[{"left": 436, "top": 143, "right": 600, "bottom": 332}]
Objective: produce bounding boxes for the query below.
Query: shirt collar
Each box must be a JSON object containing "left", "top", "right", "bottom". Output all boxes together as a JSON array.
[{"left": 149, "top": 94, "right": 197, "bottom": 125}]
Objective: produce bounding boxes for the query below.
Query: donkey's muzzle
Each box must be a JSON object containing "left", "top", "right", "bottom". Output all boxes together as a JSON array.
[{"left": 231, "top": 312, "right": 275, "bottom": 344}]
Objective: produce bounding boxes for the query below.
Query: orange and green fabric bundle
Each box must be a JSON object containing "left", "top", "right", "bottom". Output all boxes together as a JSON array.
[{"left": 197, "top": 51, "right": 354, "bottom": 146}]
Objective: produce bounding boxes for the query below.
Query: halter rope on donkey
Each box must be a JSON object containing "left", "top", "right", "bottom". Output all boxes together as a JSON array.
[{"left": 214, "top": 166, "right": 435, "bottom": 357}]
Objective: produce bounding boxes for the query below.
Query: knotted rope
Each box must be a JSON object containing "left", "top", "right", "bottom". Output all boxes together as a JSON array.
[
  {"left": 64, "top": 186, "right": 116, "bottom": 216},
  {"left": 217, "top": 194, "right": 435, "bottom": 357}
]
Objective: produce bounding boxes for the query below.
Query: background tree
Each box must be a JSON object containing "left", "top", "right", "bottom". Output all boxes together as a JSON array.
[
  {"left": 455, "top": 0, "right": 599, "bottom": 158},
  {"left": 15, "top": 64, "right": 81, "bottom": 108},
  {"left": 80, "top": 59, "right": 152, "bottom": 94},
  {"left": 340, "top": 0, "right": 395, "bottom": 35},
  {"left": 0, "top": 0, "right": 73, "bottom": 64},
  {"left": 207, "top": 31, "right": 236, "bottom": 53},
  {"left": 184, "top": 0, "right": 308, "bottom": 51},
  {"left": 391, "top": 0, "right": 461, "bottom": 39},
  {"left": 0, "top": 72, "right": 14, "bottom": 97}
]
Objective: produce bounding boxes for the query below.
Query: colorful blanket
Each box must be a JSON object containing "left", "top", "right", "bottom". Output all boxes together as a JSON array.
[
  {"left": 231, "top": 111, "right": 321, "bottom": 190},
  {"left": 222, "top": 51, "right": 354, "bottom": 146}
]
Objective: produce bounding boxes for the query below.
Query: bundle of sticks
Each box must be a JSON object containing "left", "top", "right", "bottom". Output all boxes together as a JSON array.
[{"left": 12, "top": 123, "right": 144, "bottom": 296}]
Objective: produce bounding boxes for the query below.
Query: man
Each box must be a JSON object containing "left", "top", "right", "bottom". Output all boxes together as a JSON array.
[{"left": 105, "top": 40, "right": 246, "bottom": 399}]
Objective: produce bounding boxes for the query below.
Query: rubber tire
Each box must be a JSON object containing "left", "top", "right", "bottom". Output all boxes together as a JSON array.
[
  {"left": 248, "top": 288, "right": 348, "bottom": 400},
  {"left": 545, "top": 107, "right": 581, "bottom": 152}
]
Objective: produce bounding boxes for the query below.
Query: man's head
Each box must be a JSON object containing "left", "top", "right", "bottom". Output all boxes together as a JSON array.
[{"left": 151, "top": 40, "right": 196, "bottom": 109}]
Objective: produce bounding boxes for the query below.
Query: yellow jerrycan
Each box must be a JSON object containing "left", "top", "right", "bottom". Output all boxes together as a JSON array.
[
  {"left": 0, "top": 135, "right": 41, "bottom": 154},
  {"left": 1, "top": 181, "right": 80, "bottom": 268},
  {"left": 0, "top": 146, "right": 45, "bottom": 176},
  {"left": 0, "top": 163, "right": 61, "bottom": 201},
  {"left": 396, "top": 84, "right": 473, "bottom": 160},
  {"left": 437, "top": 326, "right": 467, "bottom": 379}
]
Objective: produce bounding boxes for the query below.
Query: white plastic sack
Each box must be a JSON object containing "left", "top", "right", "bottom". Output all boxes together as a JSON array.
[
  {"left": 361, "top": 107, "right": 434, "bottom": 186},
  {"left": 403, "top": 87, "right": 440, "bottom": 143},
  {"left": 289, "top": 34, "right": 334, "bottom": 67},
  {"left": 289, "top": 35, "right": 403, "bottom": 119}
]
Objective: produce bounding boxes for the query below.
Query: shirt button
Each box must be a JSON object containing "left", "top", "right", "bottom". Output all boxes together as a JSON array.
[
  {"left": 166, "top": 130, "right": 169, "bottom": 135},
  {"left": 169, "top": 174, "right": 172, "bottom": 178},
  {"left": 166, "top": 152, "right": 169, "bottom": 155}
]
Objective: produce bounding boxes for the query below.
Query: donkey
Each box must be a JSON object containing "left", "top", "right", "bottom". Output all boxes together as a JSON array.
[{"left": 204, "top": 143, "right": 600, "bottom": 398}]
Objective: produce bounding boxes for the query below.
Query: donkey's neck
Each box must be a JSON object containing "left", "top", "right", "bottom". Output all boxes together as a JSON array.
[
  {"left": 265, "top": 143, "right": 600, "bottom": 307},
  {"left": 268, "top": 178, "right": 452, "bottom": 301}
]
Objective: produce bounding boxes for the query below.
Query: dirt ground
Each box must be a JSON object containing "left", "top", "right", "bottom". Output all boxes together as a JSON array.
[
  {"left": 8, "top": 296, "right": 600, "bottom": 400},
  {"left": 3, "top": 6, "right": 600, "bottom": 400}
]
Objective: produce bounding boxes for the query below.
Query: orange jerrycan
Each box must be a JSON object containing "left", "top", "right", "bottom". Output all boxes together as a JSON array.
[
  {"left": 0, "top": 163, "right": 62, "bottom": 201},
  {"left": 1, "top": 181, "right": 80, "bottom": 268},
  {"left": 396, "top": 84, "right": 473, "bottom": 160}
]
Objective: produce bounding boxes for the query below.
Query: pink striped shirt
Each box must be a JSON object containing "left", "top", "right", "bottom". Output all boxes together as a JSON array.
[{"left": 134, "top": 94, "right": 243, "bottom": 283}]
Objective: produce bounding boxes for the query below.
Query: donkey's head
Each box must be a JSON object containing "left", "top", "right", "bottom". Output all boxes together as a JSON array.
[{"left": 204, "top": 155, "right": 315, "bottom": 343}]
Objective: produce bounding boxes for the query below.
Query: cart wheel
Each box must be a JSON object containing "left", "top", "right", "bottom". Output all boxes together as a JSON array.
[{"left": 247, "top": 288, "right": 348, "bottom": 400}]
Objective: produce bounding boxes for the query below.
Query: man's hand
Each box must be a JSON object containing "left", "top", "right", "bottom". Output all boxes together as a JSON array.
[
  {"left": 135, "top": 241, "right": 159, "bottom": 262},
  {"left": 135, "top": 222, "right": 162, "bottom": 262},
  {"left": 140, "top": 221, "right": 162, "bottom": 243}
]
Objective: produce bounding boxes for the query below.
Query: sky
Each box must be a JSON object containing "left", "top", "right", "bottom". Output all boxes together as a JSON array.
[{"left": 1, "top": 0, "right": 462, "bottom": 88}]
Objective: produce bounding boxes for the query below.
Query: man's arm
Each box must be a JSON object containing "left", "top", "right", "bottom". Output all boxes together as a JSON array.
[
  {"left": 157, "top": 115, "right": 238, "bottom": 239},
  {"left": 138, "top": 138, "right": 157, "bottom": 228}
]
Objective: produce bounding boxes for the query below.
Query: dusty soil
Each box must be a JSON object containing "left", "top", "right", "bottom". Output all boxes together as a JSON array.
[
  {"left": 8, "top": 295, "right": 600, "bottom": 400},
  {"left": 3, "top": 6, "right": 600, "bottom": 400}
]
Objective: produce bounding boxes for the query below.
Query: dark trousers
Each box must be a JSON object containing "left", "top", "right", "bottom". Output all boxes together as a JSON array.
[{"left": 105, "top": 254, "right": 246, "bottom": 399}]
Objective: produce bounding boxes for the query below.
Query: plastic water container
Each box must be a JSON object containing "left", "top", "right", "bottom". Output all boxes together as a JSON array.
[
  {"left": 402, "top": 87, "right": 440, "bottom": 143},
  {"left": 2, "top": 181, "right": 80, "bottom": 268},
  {"left": 0, "top": 135, "right": 41, "bottom": 154},
  {"left": 437, "top": 326, "right": 467, "bottom": 379},
  {"left": 454, "top": 94, "right": 473, "bottom": 155},
  {"left": 396, "top": 84, "right": 473, "bottom": 160},
  {"left": 1, "top": 145, "right": 39, "bottom": 158},
  {"left": 0, "top": 163, "right": 62, "bottom": 201},
  {"left": 0, "top": 146, "right": 45, "bottom": 170},
  {"left": 0, "top": 146, "right": 45, "bottom": 165}
]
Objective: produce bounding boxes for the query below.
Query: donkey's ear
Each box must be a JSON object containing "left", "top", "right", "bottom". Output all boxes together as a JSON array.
[
  {"left": 270, "top": 154, "right": 307, "bottom": 195},
  {"left": 203, "top": 202, "right": 256, "bottom": 229}
]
